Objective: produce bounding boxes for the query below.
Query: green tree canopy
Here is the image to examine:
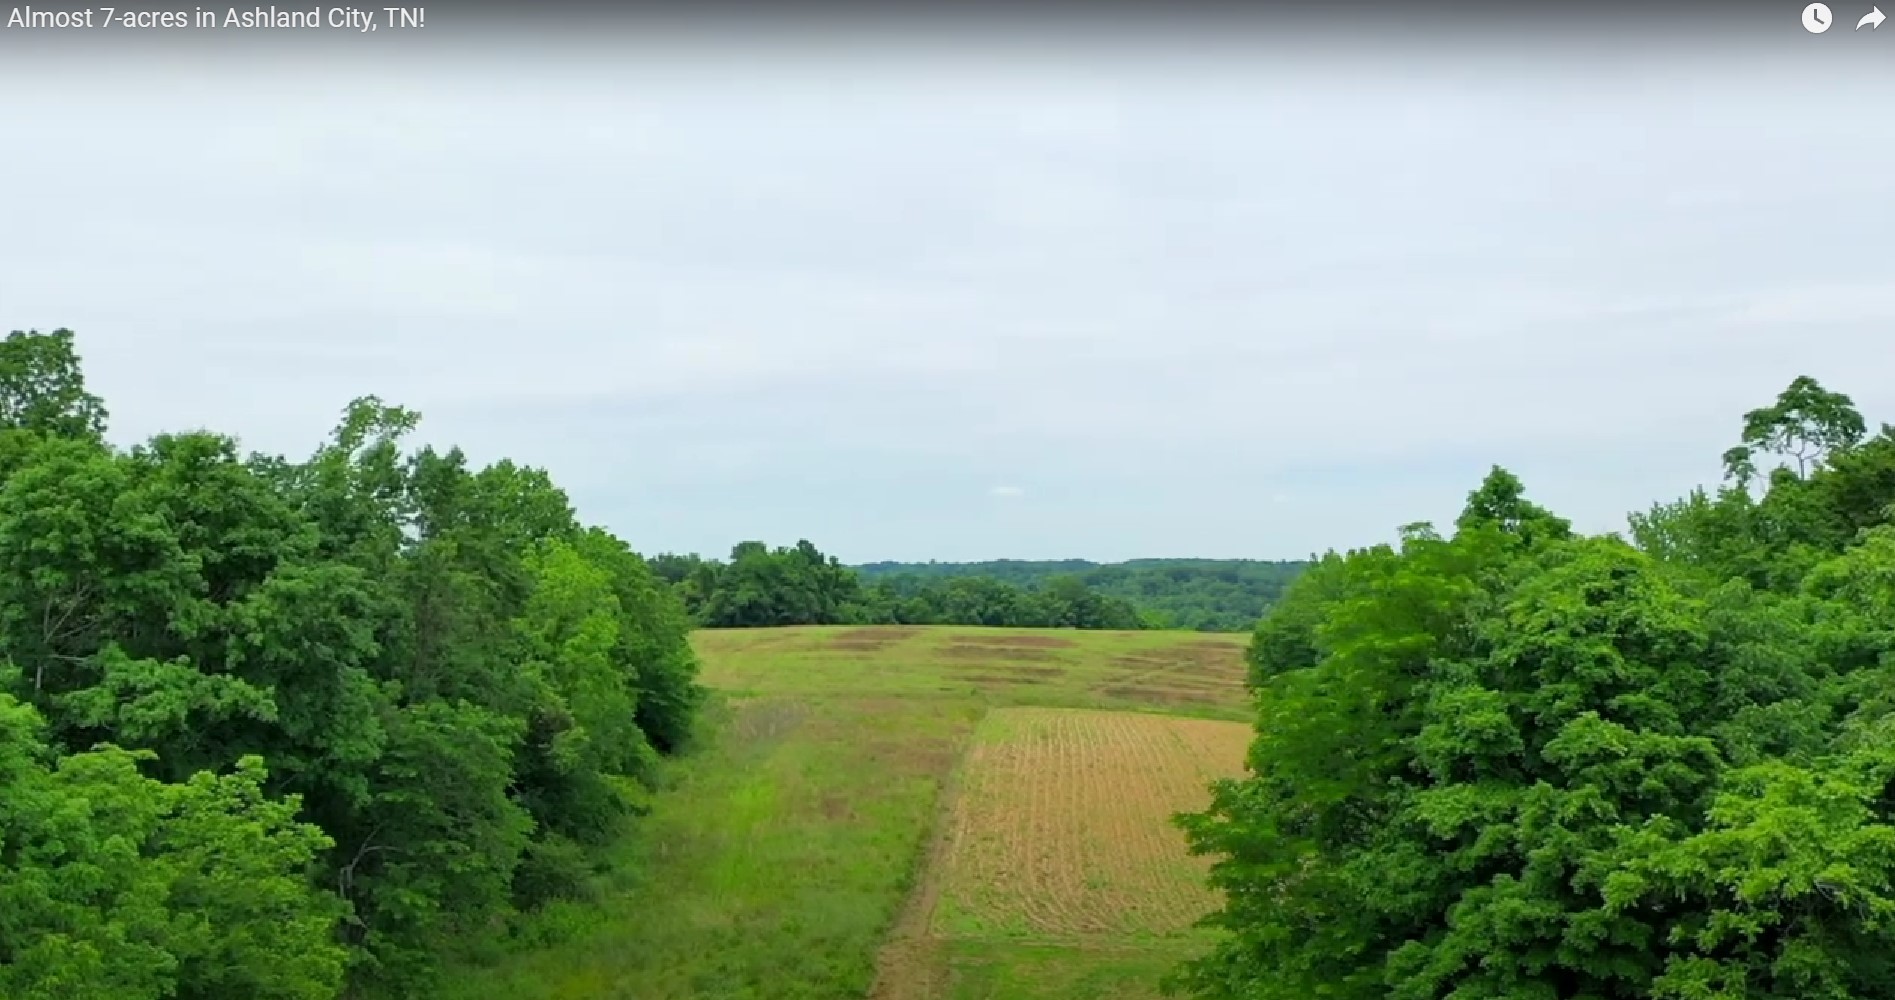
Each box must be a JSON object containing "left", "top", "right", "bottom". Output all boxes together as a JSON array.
[
  {"left": 0, "top": 328, "right": 108, "bottom": 441},
  {"left": 1175, "top": 379, "right": 1895, "bottom": 1000},
  {"left": 0, "top": 330, "right": 704, "bottom": 998},
  {"left": 658, "top": 540, "right": 1157, "bottom": 631}
]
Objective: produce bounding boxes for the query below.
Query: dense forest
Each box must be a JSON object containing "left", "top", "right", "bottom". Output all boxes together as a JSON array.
[
  {"left": 1179, "top": 376, "right": 1895, "bottom": 1000},
  {"left": 0, "top": 329, "right": 703, "bottom": 999},
  {"left": 649, "top": 544, "right": 1153, "bottom": 631},
  {"left": 644, "top": 550, "right": 1306, "bottom": 634},
  {"left": 856, "top": 558, "right": 1309, "bottom": 631}
]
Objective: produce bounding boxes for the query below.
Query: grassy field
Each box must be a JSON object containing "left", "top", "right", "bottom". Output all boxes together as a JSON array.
[{"left": 431, "top": 625, "right": 1252, "bottom": 1000}]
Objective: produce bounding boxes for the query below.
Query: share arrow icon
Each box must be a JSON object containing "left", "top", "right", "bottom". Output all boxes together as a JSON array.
[{"left": 1859, "top": 6, "right": 1885, "bottom": 28}]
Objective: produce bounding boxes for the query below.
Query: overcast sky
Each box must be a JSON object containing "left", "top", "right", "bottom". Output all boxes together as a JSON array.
[{"left": 5, "top": 24, "right": 1893, "bottom": 563}]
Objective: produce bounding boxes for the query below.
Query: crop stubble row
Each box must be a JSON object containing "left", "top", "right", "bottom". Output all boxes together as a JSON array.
[{"left": 929, "top": 707, "right": 1251, "bottom": 940}]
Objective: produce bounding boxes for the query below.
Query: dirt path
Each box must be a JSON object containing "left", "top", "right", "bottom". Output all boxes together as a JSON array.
[{"left": 866, "top": 709, "right": 983, "bottom": 1000}]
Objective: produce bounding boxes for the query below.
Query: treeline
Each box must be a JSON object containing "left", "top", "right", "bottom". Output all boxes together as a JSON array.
[
  {"left": 856, "top": 557, "right": 1308, "bottom": 631},
  {"left": 649, "top": 541, "right": 1150, "bottom": 631},
  {"left": 1180, "top": 377, "right": 1895, "bottom": 1000},
  {"left": 0, "top": 330, "right": 701, "bottom": 999}
]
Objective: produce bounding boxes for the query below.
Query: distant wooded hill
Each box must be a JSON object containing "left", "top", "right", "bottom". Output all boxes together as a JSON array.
[
  {"left": 854, "top": 558, "right": 1311, "bottom": 632},
  {"left": 646, "top": 546, "right": 1309, "bottom": 633}
]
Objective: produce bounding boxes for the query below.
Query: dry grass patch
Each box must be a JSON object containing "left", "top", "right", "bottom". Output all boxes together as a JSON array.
[
  {"left": 1110, "top": 647, "right": 1244, "bottom": 676},
  {"left": 940, "top": 644, "right": 1064, "bottom": 663},
  {"left": 948, "top": 633, "right": 1078, "bottom": 650},
  {"left": 1097, "top": 685, "right": 1231, "bottom": 710},
  {"left": 929, "top": 707, "right": 1250, "bottom": 941},
  {"left": 826, "top": 626, "right": 926, "bottom": 653}
]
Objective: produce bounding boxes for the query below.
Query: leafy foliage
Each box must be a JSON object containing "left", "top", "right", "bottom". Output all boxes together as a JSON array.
[
  {"left": 1175, "top": 378, "right": 1895, "bottom": 1000},
  {"left": 858, "top": 558, "right": 1310, "bottom": 631},
  {"left": 651, "top": 544, "right": 1158, "bottom": 631},
  {"left": 0, "top": 330, "right": 703, "bottom": 998},
  {"left": 0, "top": 328, "right": 107, "bottom": 441}
]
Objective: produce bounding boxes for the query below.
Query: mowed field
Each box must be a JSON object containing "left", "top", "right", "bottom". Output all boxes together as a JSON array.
[
  {"left": 432, "top": 625, "right": 1252, "bottom": 1000},
  {"left": 702, "top": 625, "right": 1252, "bottom": 720}
]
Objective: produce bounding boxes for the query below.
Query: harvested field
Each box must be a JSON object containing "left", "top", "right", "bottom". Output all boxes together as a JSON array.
[
  {"left": 928, "top": 707, "right": 1250, "bottom": 941},
  {"left": 692, "top": 626, "right": 1254, "bottom": 721}
]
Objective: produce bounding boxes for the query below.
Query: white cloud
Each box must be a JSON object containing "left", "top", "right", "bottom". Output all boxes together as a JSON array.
[{"left": 4, "top": 43, "right": 1893, "bottom": 561}]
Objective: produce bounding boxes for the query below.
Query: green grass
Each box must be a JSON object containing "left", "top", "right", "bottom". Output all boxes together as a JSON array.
[
  {"left": 940, "top": 940, "right": 1200, "bottom": 1000},
  {"left": 429, "top": 625, "right": 1251, "bottom": 1000}
]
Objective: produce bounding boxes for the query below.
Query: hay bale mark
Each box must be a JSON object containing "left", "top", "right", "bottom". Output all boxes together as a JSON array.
[
  {"left": 822, "top": 626, "right": 925, "bottom": 653},
  {"left": 943, "top": 667, "right": 1063, "bottom": 687},
  {"left": 1099, "top": 684, "right": 1229, "bottom": 708},
  {"left": 946, "top": 633, "right": 1078, "bottom": 650},
  {"left": 940, "top": 643, "right": 1063, "bottom": 662},
  {"left": 1109, "top": 644, "right": 1246, "bottom": 679}
]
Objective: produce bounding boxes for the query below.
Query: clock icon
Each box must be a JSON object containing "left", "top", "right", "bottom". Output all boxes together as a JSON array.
[{"left": 1804, "top": 2, "right": 1833, "bottom": 31}]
